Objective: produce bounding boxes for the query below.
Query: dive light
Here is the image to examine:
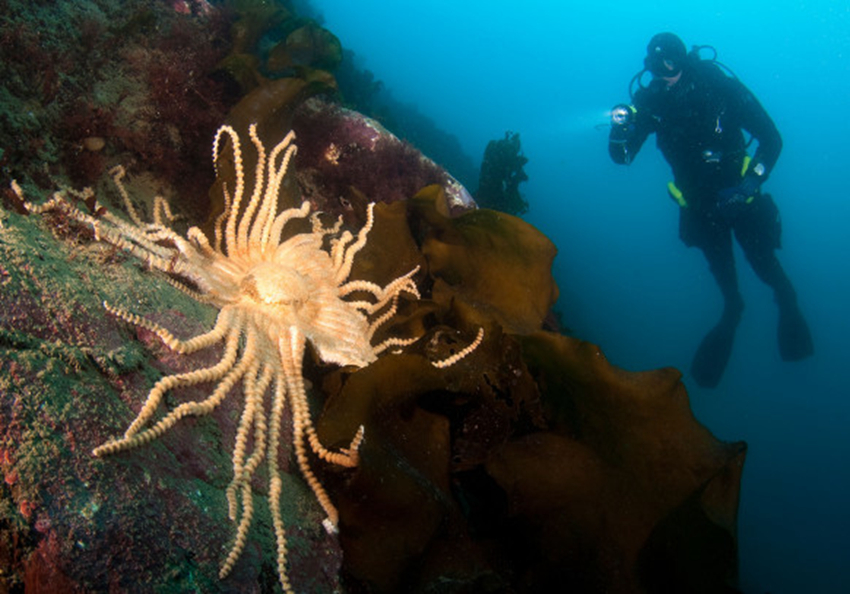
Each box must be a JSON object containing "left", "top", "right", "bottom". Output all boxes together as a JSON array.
[{"left": 610, "top": 104, "right": 634, "bottom": 127}]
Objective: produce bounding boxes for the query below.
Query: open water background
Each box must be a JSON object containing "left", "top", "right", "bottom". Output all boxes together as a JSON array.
[{"left": 314, "top": 1, "right": 850, "bottom": 592}]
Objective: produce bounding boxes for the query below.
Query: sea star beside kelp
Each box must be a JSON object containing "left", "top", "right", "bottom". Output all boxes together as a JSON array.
[{"left": 11, "top": 123, "right": 480, "bottom": 592}]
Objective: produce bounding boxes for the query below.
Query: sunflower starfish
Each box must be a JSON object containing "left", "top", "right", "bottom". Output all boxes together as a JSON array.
[{"left": 13, "top": 123, "right": 482, "bottom": 592}]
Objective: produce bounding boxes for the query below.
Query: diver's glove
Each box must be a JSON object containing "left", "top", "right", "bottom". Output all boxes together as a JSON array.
[
  {"left": 610, "top": 123, "right": 631, "bottom": 141},
  {"left": 737, "top": 172, "right": 763, "bottom": 199},
  {"left": 716, "top": 173, "right": 762, "bottom": 220}
]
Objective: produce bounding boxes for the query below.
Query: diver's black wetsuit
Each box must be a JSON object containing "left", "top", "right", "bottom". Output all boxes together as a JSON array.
[{"left": 609, "top": 58, "right": 812, "bottom": 387}]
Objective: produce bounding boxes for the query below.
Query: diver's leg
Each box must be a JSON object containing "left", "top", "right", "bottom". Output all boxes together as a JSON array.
[
  {"left": 742, "top": 247, "right": 794, "bottom": 302},
  {"left": 735, "top": 198, "right": 813, "bottom": 360},
  {"left": 702, "top": 230, "right": 745, "bottom": 321},
  {"left": 690, "top": 221, "right": 743, "bottom": 388}
]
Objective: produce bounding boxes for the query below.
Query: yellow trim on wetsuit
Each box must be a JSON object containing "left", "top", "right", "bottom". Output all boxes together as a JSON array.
[
  {"left": 666, "top": 155, "right": 759, "bottom": 209},
  {"left": 667, "top": 181, "right": 687, "bottom": 208},
  {"left": 740, "top": 155, "right": 756, "bottom": 203}
]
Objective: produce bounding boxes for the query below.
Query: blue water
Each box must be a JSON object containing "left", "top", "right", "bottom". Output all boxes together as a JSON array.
[{"left": 313, "top": 1, "right": 850, "bottom": 592}]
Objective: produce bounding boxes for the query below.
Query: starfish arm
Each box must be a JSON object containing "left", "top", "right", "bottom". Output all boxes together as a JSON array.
[
  {"left": 339, "top": 267, "right": 421, "bottom": 311},
  {"left": 98, "top": 211, "right": 178, "bottom": 261},
  {"left": 235, "top": 124, "right": 268, "bottom": 256},
  {"left": 227, "top": 360, "right": 260, "bottom": 517},
  {"left": 93, "top": 325, "right": 256, "bottom": 456},
  {"left": 279, "top": 329, "right": 343, "bottom": 530},
  {"left": 115, "top": 312, "right": 242, "bottom": 439},
  {"left": 187, "top": 226, "right": 216, "bottom": 258},
  {"left": 267, "top": 202, "right": 312, "bottom": 253},
  {"left": 14, "top": 184, "right": 184, "bottom": 269},
  {"left": 159, "top": 276, "right": 216, "bottom": 304},
  {"left": 220, "top": 363, "right": 273, "bottom": 583},
  {"left": 334, "top": 203, "right": 375, "bottom": 284},
  {"left": 372, "top": 335, "right": 421, "bottom": 356},
  {"left": 239, "top": 363, "right": 274, "bottom": 479},
  {"left": 330, "top": 230, "right": 354, "bottom": 272},
  {"left": 254, "top": 133, "right": 297, "bottom": 250},
  {"left": 138, "top": 225, "right": 201, "bottom": 264},
  {"left": 338, "top": 279, "right": 383, "bottom": 299},
  {"left": 219, "top": 480, "right": 255, "bottom": 581},
  {"left": 108, "top": 165, "right": 145, "bottom": 227},
  {"left": 268, "top": 475, "right": 295, "bottom": 594},
  {"left": 311, "top": 212, "right": 342, "bottom": 239},
  {"left": 263, "top": 372, "right": 295, "bottom": 594},
  {"left": 432, "top": 328, "right": 485, "bottom": 369},
  {"left": 212, "top": 125, "right": 245, "bottom": 258},
  {"left": 342, "top": 300, "right": 374, "bottom": 314},
  {"left": 152, "top": 195, "right": 181, "bottom": 227},
  {"left": 365, "top": 295, "right": 401, "bottom": 341},
  {"left": 103, "top": 303, "right": 236, "bottom": 355},
  {"left": 213, "top": 185, "right": 233, "bottom": 254},
  {"left": 306, "top": 424, "right": 364, "bottom": 468},
  {"left": 227, "top": 361, "right": 272, "bottom": 518}
]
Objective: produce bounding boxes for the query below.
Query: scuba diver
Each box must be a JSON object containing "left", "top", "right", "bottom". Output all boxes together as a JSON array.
[{"left": 608, "top": 32, "right": 813, "bottom": 388}]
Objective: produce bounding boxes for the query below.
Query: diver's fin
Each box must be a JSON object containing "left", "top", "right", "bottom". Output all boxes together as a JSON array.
[
  {"left": 691, "top": 316, "right": 739, "bottom": 388},
  {"left": 778, "top": 302, "right": 813, "bottom": 361}
]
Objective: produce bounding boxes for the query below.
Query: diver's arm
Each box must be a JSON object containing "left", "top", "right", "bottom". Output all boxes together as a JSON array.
[
  {"left": 731, "top": 78, "right": 783, "bottom": 178},
  {"left": 608, "top": 104, "right": 652, "bottom": 165}
]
